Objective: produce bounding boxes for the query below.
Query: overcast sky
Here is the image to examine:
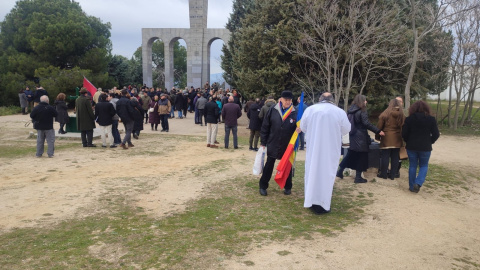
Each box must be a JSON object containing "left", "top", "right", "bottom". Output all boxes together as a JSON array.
[{"left": 0, "top": 0, "right": 233, "bottom": 74}]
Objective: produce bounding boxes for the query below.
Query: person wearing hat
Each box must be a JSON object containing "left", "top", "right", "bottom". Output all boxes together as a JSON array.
[
  {"left": 75, "top": 88, "right": 96, "bottom": 147},
  {"left": 259, "top": 90, "right": 298, "bottom": 196}
]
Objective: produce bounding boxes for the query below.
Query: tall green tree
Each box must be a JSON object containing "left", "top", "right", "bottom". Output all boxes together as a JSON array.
[{"left": 0, "top": 0, "right": 111, "bottom": 105}]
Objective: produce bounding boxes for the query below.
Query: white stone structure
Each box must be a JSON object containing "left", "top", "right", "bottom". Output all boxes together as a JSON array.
[{"left": 142, "top": 0, "right": 230, "bottom": 89}]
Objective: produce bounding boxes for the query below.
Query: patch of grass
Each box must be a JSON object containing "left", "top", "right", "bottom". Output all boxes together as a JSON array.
[
  {"left": 0, "top": 161, "right": 373, "bottom": 269},
  {"left": 428, "top": 100, "right": 480, "bottom": 137},
  {"left": 453, "top": 257, "right": 480, "bottom": 268},
  {"left": 277, "top": 250, "right": 292, "bottom": 256},
  {"left": 0, "top": 142, "right": 77, "bottom": 159},
  {"left": 0, "top": 106, "right": 21, "bottom": 116}
]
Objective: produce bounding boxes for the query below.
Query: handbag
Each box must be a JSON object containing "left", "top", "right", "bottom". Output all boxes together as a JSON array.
[
  {"left": 399, "top": 146, "right": 408, "bottom": 160},
  {"left": 252, "top": 147, "right": 266, "bottom": 175},
  {"left": 148, "top": 107, "right": 154, "bottom": 113}
]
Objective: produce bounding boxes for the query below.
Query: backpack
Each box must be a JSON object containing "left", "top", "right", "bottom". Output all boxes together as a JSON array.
[{"left": 348, "top": 112, "right": 357, "bottom": 136}]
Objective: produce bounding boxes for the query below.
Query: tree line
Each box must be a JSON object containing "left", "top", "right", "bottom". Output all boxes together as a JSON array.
[
  {"left": 0, "top": 0, "right": 187, "bottom": 107},
  {"left": 221, "top": 0, "right": 480, "bottom": 129}
]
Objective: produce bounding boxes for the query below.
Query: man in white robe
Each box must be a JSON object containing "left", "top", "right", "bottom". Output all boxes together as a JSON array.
[{"left": 299, "top": 93, "right": 351, "bottom": 214}]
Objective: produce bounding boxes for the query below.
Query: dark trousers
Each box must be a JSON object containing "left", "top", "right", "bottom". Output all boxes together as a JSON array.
[
  {"left": 224, "top": 125, "right": 238, "bottom": 148},
  {"left": 160, "top": 114, "right": 169, "bottom": 131},
  {"left": 379, "top": 148, "right": 400, "bottom": 178},
  {"left": 144, "top": 111, "right": 149, "bottom": 123},
  {"left": 81, "top": 130, "right": 93, "bottom": 146},
  {"left": 112, "top": 120, "right": 122, "bottom": 144},
  {"left": 197, "top": 109, "right": 205, "bottom": 125},
  {"left": 249, "top": 130, "right": 260, "bottom": 148},
  {"left": 299, "top": 132, "right": 305, "bottom": 149},
  {"left": 59, "top": 123, "right": 65, "bottom": 132},
  {"left": 259, "top": 156, "right": 293, "bottom": 190}
]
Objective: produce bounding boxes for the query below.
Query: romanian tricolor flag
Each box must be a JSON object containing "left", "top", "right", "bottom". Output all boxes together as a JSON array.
[
  {"left": 274, "top": 92, "right": 304, "bottom": 188},
  {"left": 83, "top": 77, "right": 97, "bottom": 97}
]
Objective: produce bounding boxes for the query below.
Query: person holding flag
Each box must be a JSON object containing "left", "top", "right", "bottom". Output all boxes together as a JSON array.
[
  {"left": 299, "top": 92, "right": 351, "bottom": 214},
  {"left": 259, "top": 91, "right": 298, "bottom": 196}
]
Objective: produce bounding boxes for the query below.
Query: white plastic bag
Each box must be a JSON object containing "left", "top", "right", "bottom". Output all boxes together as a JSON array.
[{"left": 253, "top": 147, "right": 266, "bottom": 175}]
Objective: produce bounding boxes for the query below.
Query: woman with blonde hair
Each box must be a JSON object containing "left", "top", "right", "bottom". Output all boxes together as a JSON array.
[
  {"left": 377, "top": 99, "right": 405, "bottom": 179},
  {"left": 54, "top": 93, "right": 69, "bottom": 134}
]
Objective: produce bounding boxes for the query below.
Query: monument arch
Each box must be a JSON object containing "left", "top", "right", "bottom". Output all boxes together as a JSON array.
[{"left": 142, "top": 0, "right": 230, "bottom": 89}]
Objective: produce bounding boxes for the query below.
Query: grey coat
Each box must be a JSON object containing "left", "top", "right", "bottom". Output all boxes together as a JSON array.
[{"left": 19, "top": 92, "right": 28, "bottom": 108}]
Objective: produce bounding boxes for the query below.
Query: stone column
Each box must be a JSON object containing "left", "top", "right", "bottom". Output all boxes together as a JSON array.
[
  {"left": 164, "top": 39, "right": 174, "bottom": 91},
  {"left": 142, "top": 35, "right": 153, "bottom": 87}
]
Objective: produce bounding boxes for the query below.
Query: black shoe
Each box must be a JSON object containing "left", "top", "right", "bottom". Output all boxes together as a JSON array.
[
  {"left": 86, "top": 144, "right": 97, "bottom": 147},
  {"left": 310, "top": 204, "right": 330, "bottom": 215},
  {"left": 284, "top": 189, "right": 291, "bottom": 195},
  {"left": 254, "top": 148, "right": 259, "bottom": 151},
  {"left": 299, "top": 147, "right": 304, "bottom": 150},
  {"left": 102, "top": 145, "right": 107, "bottom": 148},
  {"left": 259, "top": 189, "right": 267, "bottom": 196},
  {"left": 249, "top": 147, "right": 254, "bottom": 151},
  {"left": 234, "top": 146, "right": 238, "bottom": 149},
  {"left": 354, "top": 178, "right": 367, "bottom": 183},
  {"left": 378, "top": 174, "right": 387, "bottom": 179},
  {"left": 110, "top": 145, "right": 117, "bottom": 148},
  {"left": 336, "top": 170, "right": 344, "bottom": 179},
  {"left": 133, "top": 134, "right": 139, "bottom": 139},
  {"left": 413, "top": 184, "right": 421, "bottom": 193}
]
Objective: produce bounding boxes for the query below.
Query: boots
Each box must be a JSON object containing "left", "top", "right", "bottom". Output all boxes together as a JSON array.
[
  {"left": 336, "top": 169, "right": 344, "bottom": 179},
  {"left": 354, "top": 171, "right": 367, "bottom": 183}
]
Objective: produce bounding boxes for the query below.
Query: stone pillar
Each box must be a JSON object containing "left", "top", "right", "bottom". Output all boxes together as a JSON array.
[
  {"left": 142, "top": 36, "right": 153, "bottom": 87},
  {"left": 164, "top": 39, "right": 175, "bottom": 91}
]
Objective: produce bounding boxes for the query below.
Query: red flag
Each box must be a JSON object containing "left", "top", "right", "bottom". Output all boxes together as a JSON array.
[{"left": 83, "top": 77, "right": 97, "bottom": 97}]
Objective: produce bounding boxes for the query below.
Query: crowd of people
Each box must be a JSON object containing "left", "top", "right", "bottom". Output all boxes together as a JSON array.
[{"left": 25, "top": 84, "right": 440, "bottom": 215}]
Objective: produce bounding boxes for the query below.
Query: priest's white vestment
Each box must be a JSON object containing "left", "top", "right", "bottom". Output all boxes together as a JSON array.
[{"left": 300, "top": 102, "right": 351, "bottom": 211}]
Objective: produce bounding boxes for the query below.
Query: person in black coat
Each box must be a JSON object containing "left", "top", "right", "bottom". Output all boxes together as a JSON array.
[
  {"left": 402, "top": 100, "right": 440, "bottom": 193},
  {"left": 116, "top": 90, "right": 136, "bottom": 149},
  {"left": 259, "top": 91, "right": 298, "bottom": 196},
  {"left": 204, "top": 96, "right": 220, "bottom": 148},
  {"left": 33, "top": 86, "right": 49, "bottom": 107},
  {"left": 54, "top": 93, "right": 69, "bottom": 134},
  {"left": 175, "top": 91, "right": 185, "bottom": 119},
  {"left": 336, "top": 94, "right": 384, "bottom": 183},
  {"left": 30, "top": 95, "right": 58, "bottom": 158},
  {"left": 247, "top": 98, "right": 262, "bottom": 151},
  {"left": 130, "top": 97, "right": 144, "bottom": 139},
  {"left": 94, "top": 94, "right": 117, "bottom": 148}
]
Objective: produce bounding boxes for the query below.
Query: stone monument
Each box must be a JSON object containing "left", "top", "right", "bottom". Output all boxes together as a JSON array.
[{"left": 142, "top": 0, "right": 230, "bottom": 90}]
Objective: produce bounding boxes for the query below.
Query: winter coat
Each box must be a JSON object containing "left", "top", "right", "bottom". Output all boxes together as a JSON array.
[
  {"left": 110, "top": 98, "right": 120, "bottom": 121},
  {"left": 196, "top": 96, "right": 207, "bottom": 110},
  {"left": 19, "top": 92, "right": 28, "bottom": 108},
  {"left": 34, "top": 89, "right": 48, "bottom": 103},
  {"left": 260, "top": 103, "right": 297, "bottom": 159},
  {"left": 75, "top": 95, "right": 96, "bottom": 131},
  {"left": 24, "top": 89, "right": 34, "bottom": 102},
  {"left": 94, "top": 100, "right": 116, "bottom": 126},
  {"left": 347, "top": 104, "right": 380, "bottom": 152},
  {"left": 377, "top": 107, "right": 405, "bottom": 149},
  {"left": 30, "top": 102, "right": 58, "bottom": 130},
  {"left": 222, "top": 102, "right": 242, "bottom": 126},
  {"left": 233, "top": 95, "right": 242, "bottom": 110},
  {"left": 175, "top": 93, "right": 184, "bottom": 110},
  {"left": 131, "top": 99, "right": 144, "bottom": 131},
  {"left": 141, "top": 95, "right": 152, "bottom": 111},
  {"left": 402, "top": 113, "right": 440, "bottom": 152},
  {"left": 259, "top": 99, "right": 276, "bottom": 120},
  {"left": 157, "top": 98, "right": 171, "bottom": 115},
  {"left": 116, "top": 96, "right": 135, "bottom": 123},
  {"left": 247, "top": 103, "right": 262, "bottom": 131},
  {"left": 204, "top": 100, "right": 220, "bottom": 124},
  {"left": 148, "top": 100, "right": 160, "bottom": 124},
  {"left": 54, "top": 100, "right": 69, "bottom": 125}
]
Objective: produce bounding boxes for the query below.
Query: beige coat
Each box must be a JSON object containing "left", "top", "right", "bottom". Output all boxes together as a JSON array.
[{"left": 157, "top": 98, "right": 171, "bottom": 115}]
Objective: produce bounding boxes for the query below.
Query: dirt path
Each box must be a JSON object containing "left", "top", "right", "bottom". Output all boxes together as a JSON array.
[{"left": 1, "top": 113, "right": 479, "bottom": 269}]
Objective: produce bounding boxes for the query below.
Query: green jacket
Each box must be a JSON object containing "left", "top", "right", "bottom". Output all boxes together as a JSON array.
[{"left": 75, "top": 95, "right": 96, "bottom": 131}]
